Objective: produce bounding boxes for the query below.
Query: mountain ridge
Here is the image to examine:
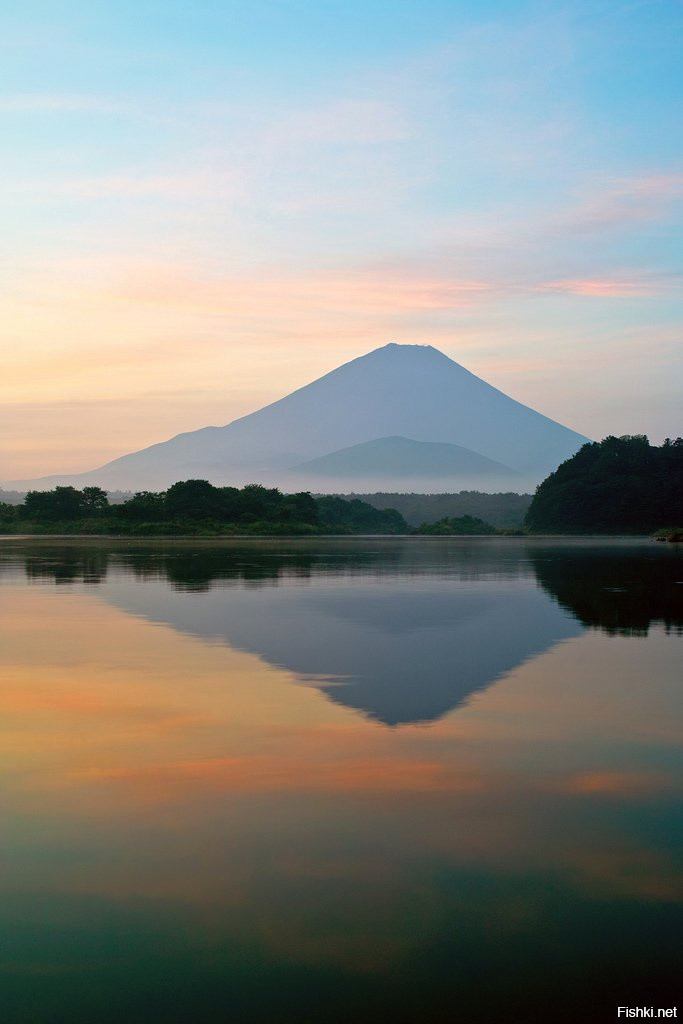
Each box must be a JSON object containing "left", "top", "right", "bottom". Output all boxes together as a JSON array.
[{"left": 3, "top": 343, "right": 589, "bottom": 492}]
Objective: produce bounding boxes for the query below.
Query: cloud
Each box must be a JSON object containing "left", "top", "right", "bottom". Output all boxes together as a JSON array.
[
  {"left": 563, "top": 173, "right": 683, "bottom": 234},
  {"left": 10, "top": 169, "right": 244, "bottom": 202},
  {"left": 535, "top": 274, "right": 675, "bottom": 298},
  {"left": 114, "top": 264, "right": 493, "bottom": 315}
]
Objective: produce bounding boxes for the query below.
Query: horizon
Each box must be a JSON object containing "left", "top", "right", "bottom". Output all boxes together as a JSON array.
[{"left": 2, "top": 1, "right": 682, "bottom": 479}]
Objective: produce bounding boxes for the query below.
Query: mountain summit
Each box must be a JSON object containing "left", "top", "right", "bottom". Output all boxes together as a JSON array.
[{"left": 5, "top": 343, "right": 589, "bottom": 492}]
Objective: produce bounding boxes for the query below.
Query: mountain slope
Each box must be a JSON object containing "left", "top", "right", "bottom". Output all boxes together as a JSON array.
[
  {"left": 4, "top": 343, "right": 589, "bottom": 491},
  {"left": 292, "top": 436, "right": 521, "bottom": 479}
]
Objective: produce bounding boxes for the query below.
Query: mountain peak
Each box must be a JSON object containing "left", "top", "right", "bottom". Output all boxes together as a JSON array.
[
  {"left": 3, "top": 341, "right": 589, "bottom": 492},
  {"left": 365, "top": 341, "right": 445, "bottom": 359},
  {"left": 324, "top": 341, "right": 461, "bottom": 382}
]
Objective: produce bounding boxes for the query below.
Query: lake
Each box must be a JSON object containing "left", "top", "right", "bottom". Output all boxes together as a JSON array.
[{"left": 0, "top": 536, "right": 681, "bottom": 1023}]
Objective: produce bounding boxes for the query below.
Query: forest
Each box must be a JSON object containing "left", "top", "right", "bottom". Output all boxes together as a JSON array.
[
  {"left": 0, "top": 480, "right": 409, "bottom": 535},
  {"left": 524, "top": 435, "right": 683, "bottom": 534}
]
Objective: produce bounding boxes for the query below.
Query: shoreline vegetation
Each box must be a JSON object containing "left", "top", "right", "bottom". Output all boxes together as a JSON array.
[
  {"left": 523, "top": 435, "right": 682, "bottom": 535},
  {"left": 1, "top": 436, "right": 680, "bottom": 538},
  {"left": 0, "top": 479, "right": 518, "bottom": 540},
  {"left": 0, "top": 480, "right": 506, "bottom": 537}
]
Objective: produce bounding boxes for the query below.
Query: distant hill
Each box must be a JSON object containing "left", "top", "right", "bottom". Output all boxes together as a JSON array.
[
  {"left": 287, "top": 435, "right": 524, "bottom": 491},
  {"left": 4, "top": 343, "right": 589, "bottom": 493},
  {"left": 0, "top": 488, "right": 25, "bottom": 506},
  {"left": 293, "top": 436, "right": 521, "bottom": 481},
  {"left": 524, "top": 435, "right": 683, "bottom": 534},
  {"left": 342, "top": 491, "right": 533, "bottom": 528}
]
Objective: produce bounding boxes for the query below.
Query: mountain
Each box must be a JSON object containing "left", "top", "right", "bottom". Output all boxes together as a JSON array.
[
  {"left": 4, "top": 343, "right": 589, "bottom": 493},
  {"left": 293, "top": 436, "right": 521, "bottom": 478},
  {"left": 287, "top": 435, "right": 523, "bottom": 492}
]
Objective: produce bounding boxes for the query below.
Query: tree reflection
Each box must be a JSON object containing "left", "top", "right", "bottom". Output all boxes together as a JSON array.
[
  {"left": 8, "top": 539, "right": 682, "bottom": 636},
  {"left": 531, "top": 547, "right": 683, "bottom": 635},
  {"left": 23, "top": 546, "right": 110, "bottom": 585}
]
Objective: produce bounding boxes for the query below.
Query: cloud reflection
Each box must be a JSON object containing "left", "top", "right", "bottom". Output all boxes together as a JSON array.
[{"left": 0, "top": 538, "right": 682, "bottom": 1018}]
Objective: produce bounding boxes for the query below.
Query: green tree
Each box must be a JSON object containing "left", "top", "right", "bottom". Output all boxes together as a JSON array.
[
  {"left": 165, "top": 480, "right": 223, "bottom": 519},
  {"left": 218, "top": 486, "right": 241, "bottom": 520},
  {"left": 82, "top": 486, "right": 109, "bottom": 512},
  {"left": 525, "top": 435, "right": 683, "bottom": 533},
  {"left": 236, "top": 484, "right": 283, "bottom": 523},
  {"left": 24, "top": 486, "right": 84, "bottom": 521},
  {"left": 282, "top": 491, "right": 319, "bottom": 526},
  {"left": 0, "top": 502, "right": 17, "bottom": 527},
  {"left": 116, "top": 491, "right": 166, "bottom": 521}
]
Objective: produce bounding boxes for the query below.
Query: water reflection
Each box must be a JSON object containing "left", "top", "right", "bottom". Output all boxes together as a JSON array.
[
  {"left": 12, "top": 536, "right": 539, "bottom": 588},
  {"left": 4, "top": 538, "right": 680, "bottom": 725},
  {"left": 531, "top": 546, "right": 683, "bottom": 635},
  {"left": 0, "top": 537, "right": 681, "bottom": 1022}
]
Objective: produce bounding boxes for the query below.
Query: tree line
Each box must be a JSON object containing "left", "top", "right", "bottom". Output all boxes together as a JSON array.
[
  {"left": 0, "top": 480, "right": 409, "bottom": 535},
  {"left": 0, "top": 479, "right": 512, "bottom": 536},
  {"left": 524, "top": 435, "right": 683, "bottom": 534}
]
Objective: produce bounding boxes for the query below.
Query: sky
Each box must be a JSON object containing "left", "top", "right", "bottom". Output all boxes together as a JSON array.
[{"left": 1, "top": 0, "right": 681, "bottom": 481}]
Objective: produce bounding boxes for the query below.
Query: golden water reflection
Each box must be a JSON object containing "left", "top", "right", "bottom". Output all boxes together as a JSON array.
[{"left": 0, "top": 539, "right": 681, "bottom": 1023}]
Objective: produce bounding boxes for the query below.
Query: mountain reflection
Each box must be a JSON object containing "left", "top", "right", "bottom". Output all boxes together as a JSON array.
[{"left": 4, "top": 538, "right": 680, "bottom": 725}]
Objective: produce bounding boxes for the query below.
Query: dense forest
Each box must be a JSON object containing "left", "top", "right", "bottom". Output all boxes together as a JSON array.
[
  {"left": 0, "top": 480, "right": 409, "bottom": 535},
  {"left": 524, "top": 435, "right": 683, "bottom": 534}
]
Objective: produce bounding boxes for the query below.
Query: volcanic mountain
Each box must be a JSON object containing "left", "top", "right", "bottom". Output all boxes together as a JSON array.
[{"left": 6, "top": 343, "right": 589, "bottom": 492}]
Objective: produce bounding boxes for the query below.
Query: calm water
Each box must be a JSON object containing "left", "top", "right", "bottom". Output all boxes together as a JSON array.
[{"left": 0, "top": 537, "right": 681, "bottom": 1024}]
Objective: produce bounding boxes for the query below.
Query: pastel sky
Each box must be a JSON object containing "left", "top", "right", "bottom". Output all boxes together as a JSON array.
[{"left": 1, "top": 0, "right": 681, "bottom": 480}]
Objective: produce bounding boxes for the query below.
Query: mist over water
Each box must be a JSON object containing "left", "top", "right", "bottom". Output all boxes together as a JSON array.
[{"left": 0, "top": 537, "right": 681, "bottom": 1023}]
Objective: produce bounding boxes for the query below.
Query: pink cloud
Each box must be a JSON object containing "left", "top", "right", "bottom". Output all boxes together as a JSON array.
[
  {"left": 565, "top": 173, "right": 683, "bottom": 234},
  {"left": 536, "top": 276, "right": 663, "bottom": 298},
  {"left": 113, "top": 264, "right": 494, "bottom": 315},
  {"left": 12, "top": 170, "right": 244, "bottom": 202}
]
